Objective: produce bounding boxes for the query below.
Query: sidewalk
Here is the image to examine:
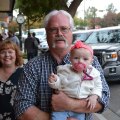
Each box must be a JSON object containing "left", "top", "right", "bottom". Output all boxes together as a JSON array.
[
  {"left": 93, "top": 108, "right": 120, "bottom": 120},
  {"left": 93, "top": 113, "right": 108, "bottom": 120}
]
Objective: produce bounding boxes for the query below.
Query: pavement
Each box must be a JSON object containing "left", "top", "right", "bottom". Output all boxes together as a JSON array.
[
  {"left": 93, "top": 112, "right": 108, "bottom": 120},
  {"left": 93, "top": 108, "right": 120, "bottom": 120}
]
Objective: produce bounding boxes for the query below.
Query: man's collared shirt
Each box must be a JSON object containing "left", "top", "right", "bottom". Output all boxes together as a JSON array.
[{"left": 14, "top": 51, "right": 110, "bottom": 120}]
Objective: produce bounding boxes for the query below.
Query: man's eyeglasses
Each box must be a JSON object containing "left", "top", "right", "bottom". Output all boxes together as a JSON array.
[{"left": 47, "top": 26, "right": 71, "bottom": 34}]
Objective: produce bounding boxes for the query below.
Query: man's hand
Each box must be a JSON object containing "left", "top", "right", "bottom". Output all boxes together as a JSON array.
[
  {"left": 51, "top": 92, "right": 102, "bottom": 113},
  {"left": 51, "top": 91, "right": 71, "bottom": 111}
]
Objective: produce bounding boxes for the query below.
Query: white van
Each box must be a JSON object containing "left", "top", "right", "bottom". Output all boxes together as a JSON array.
[
  {"left": 23, "top": 28, "right": 49, "bottom": 52},
  {"left": 23, "top": 28, "right": 46, "bottom": 43}
]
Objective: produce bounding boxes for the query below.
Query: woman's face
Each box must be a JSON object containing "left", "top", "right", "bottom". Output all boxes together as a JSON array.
[
  {"left": 46, "top": 13, "right": 73, "bottom": 51},
  {"left": 0, "top": 48, "right": 16, "bottom": 67}
]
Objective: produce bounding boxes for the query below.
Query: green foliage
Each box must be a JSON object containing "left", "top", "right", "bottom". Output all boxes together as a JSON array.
[
  {"left": 15, "top": 0, "right": 83, "bottom": 30},
  {"left": 106, "top": 3, "right": 117, "bottom": 13},
  {"left": 74, "top": 16, "right": 87, "bottom": 27},
  {"left": 15, "top": 0, "right": 68, "bottom": 22}
]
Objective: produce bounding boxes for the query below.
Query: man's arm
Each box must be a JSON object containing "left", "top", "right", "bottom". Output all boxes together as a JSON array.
[
  {"left": 52, "top": 56, "right": 110, "bottom": 113},
  {"left": 14, "top": 63, "right": 50, "bottom": 120},
  {"left": 17, "top": 106, "right": 50, "bottom": 120},
  {"left": 52, "top": 91, "right": 102, "bottom": 113}
]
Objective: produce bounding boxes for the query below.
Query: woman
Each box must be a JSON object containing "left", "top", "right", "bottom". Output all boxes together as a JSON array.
[{"left": 0, "top": 40, "right": 24, "bottom": 120}]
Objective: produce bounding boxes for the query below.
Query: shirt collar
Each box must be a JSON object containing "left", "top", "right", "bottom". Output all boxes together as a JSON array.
[{"left": 48, "top": 51, "right": 71, "bottom": 65}]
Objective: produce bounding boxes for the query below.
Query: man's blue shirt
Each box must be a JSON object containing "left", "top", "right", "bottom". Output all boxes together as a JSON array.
[{"left": 14, "top": 51, "right": 110, "bottom": 120}]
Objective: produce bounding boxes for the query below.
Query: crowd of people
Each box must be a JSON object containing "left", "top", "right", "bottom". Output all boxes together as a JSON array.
[
  {"left": 0, "top": 31, "right": 20, "bottom": 47},
  {"left": 0, "top": 9, "right": 110, "bottom": 120}
]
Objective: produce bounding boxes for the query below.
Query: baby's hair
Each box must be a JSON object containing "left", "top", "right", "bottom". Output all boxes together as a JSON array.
[{"left": 71, "top": 41, "right": 93, "bottom": 56}]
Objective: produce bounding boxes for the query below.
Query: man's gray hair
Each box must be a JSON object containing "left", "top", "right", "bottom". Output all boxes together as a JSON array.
[{"left": 43, "top": 10, "right": 74, "bottom": 30}]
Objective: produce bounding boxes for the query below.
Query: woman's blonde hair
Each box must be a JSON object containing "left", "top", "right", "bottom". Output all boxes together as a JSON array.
[{"left": 0, "top": 40, "right": 24, "bottom": 67}]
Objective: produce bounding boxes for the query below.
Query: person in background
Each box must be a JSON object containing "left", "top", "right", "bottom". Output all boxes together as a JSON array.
[
  {"left": 48, "top": 41, "right": 102, "bottom": 120},
  {"left": 2, "top": 32, "right": 8, "bottom": 40},
  {"left": 32, "top": 32, "right": 40, "bottom": 56},
  {"left": 0, "top": 33, "right": 3, "bottom": 43},
  {"left": 7, "top": 30, "right": 20, "bottom": 47},
  {"left": 24, "top": 32, "right": 37, "bottom": 61},
  {"left": 14, "top": 10, "right": 110, "bottom": 120},
  {"left": 0, "top": 40, "right": 24, "bottom": 120}
]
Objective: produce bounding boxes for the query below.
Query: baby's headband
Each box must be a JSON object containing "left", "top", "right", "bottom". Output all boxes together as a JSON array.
[{"left": 71, "top": 41, "right": 93, "bottom": 56}]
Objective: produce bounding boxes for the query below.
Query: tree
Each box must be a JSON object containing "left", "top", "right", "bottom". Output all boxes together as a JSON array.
[
  {"left": 74, "top": 16, "right": 86, "bottom": 29},
  {"left": 116, "top": 13, "right": 120, "bottom": 25},
  {"left": 106, "top": 3, "right": 117, "bottom": 13},
  {"left": 15, "top": 0, "right": 83, "bottom": 22},
  {"left": 102, "top": 3, "right": 118, "bottom": 27},
  {"left": 103, "top": 12, "right": 118, "bottom": 27},
  {"left": 83, "top": 3, "right": 119, "bottom": 28},
  {"left": 15, "top": 0, "right": 83, "bottom": 30},
  {"left": 84, "top": 7, "right": 97, "bottom": 28}
]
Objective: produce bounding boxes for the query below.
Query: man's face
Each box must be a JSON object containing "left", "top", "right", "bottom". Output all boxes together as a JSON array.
[{"left": 46, "top": 13, "right": 73, "bottom": 51}]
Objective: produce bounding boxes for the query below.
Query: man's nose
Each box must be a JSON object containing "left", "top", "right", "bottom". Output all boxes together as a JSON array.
[{"left": 56, "top": 28, "right": 63, "bottom": 35}]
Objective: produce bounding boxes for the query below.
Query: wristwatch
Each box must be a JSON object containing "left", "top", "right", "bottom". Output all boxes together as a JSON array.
[{"left": 16, "top": 14, "right": 25, "bottom": 24}]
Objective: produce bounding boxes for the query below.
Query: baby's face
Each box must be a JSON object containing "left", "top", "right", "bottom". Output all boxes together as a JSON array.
[{"left": 70, "top": 48, "right": 93, "bottom": 70}]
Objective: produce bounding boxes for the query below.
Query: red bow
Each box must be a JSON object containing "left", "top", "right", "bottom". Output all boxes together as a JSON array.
[{"left": 71, "top": 41, "right": 93, "bottom": 56}]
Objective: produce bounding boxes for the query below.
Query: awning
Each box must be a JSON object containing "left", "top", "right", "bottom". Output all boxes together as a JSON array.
[
  {"left": 0, "top": 0, "right": 15, "bottom": 12},
  {"left": 0, "top": 0, "right": 15, "bottom": 19}
]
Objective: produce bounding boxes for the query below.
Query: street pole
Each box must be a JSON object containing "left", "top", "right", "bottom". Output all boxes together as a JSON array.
[
  {"left": 16, "top": 10, "right": 25, "bottom": 51},
  {"left": 18, "top": 22, "right": 22, "bottom": 50}
]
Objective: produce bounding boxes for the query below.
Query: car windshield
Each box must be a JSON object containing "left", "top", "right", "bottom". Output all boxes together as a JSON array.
[
  {"left": 36, "top": 31, "right": 44, "bottom": 36},
  {"left": 73, "top": 31, "right": 92, "bottom": 43},
  {"left": 85, "top": 29, "right": 120, "bottom": 44}
]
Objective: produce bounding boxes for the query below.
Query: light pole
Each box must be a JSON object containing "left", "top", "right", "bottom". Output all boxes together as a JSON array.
[
  {"left": 93, "top": 9, "right": 105, "bottom": 29},
  {"left": 16, "top": 10, "right": 25, "bottom": 50}
]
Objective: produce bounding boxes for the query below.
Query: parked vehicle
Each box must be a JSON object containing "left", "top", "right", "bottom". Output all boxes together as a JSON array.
[
  {"left": 15, "top": 31, "right": 25, "bottom": 42},
  {"left": 72, "top": 29, "right": 93, "bottom": 43},
  {"left": 84, "top": 26, "right": 120, "bottom": 81},
  {"left": 23, "top": 28, "right": 46, "bottom": 43},
  {"left": 38, "top": 40, "right": 49, "bottom": 52}
]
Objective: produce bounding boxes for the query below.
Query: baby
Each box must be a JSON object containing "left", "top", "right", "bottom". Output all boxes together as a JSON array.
[{"left": 48, "top": 41, "right": 102, "bottom": 120}]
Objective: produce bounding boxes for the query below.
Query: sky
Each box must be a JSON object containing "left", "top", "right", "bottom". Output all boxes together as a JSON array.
[{"left": 77, "top": 0, "right": 120, "bottom": 18}]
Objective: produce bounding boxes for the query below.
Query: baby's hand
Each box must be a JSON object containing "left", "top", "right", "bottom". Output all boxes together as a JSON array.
[
  {"left": 48, "top": 73, "right": 57, "bottom": 83},
  {"left": 86, "top": 95, "right": 98, "bottom": 110}
]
